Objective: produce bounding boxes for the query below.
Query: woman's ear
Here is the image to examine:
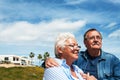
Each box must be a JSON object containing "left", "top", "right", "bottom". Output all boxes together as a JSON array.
[
  {"left": 57, "top": 47, "right": 63, "bottom": 54},
  {"left": 56, "top": 47, "right": 63, "bottom": 58}
]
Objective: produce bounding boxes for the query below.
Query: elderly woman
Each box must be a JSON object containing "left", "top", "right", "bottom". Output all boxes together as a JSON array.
[{"left": 43, "top": 32, "right": 96, "bottom": 80}]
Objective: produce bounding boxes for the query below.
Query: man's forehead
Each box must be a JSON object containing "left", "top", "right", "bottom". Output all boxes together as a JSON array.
[{"left": 87, "top": 31, "right": 100, "bottom": 35}]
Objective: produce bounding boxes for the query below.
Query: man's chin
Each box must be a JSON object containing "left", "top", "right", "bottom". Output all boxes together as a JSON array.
[
  {"left": 91, "top": 46, "right": 101, "bottom": 49},
  {"left": 92, "top": 48, "right": 101, "bottom": 50},
  {"left": 92, "top": 45, "right": 101, "bottom": 49}
]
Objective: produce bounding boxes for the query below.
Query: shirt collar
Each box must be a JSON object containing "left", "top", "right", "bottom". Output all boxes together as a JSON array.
[{"left": 82, "top": 49, "right": 106, "bottom": 60}]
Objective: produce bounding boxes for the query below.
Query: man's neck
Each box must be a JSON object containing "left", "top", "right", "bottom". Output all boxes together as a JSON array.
[{"left": 87, "top": 49, "right": 101, "bottom": 57}]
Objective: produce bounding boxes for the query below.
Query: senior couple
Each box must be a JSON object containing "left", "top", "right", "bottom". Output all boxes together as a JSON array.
[{"left": 43, "top": 28, "right": 120, "bottom": 80}]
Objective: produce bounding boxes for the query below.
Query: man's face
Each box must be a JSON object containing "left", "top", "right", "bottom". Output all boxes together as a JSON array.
[{"left": 84, "top": 31, "right": 102, "bottom": 50}]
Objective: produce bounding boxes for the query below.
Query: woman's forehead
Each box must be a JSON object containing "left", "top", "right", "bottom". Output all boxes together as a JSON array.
[{"left": 65, "top": 38, "right": 77, "bottom": 44}]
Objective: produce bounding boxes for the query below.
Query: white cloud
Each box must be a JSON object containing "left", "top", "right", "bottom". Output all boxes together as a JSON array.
[
  {"left": 0, "top": 21, "right": 39, "bottom": 42},
  {"left": 0, "top": 0, "right": 114, "bottom": 25},
  {"left": 108, "top": 0, "right": 120, "bottom": 4},
  {"left": 105, "top": 22, "right": 117, "bottom": 28},
  {"left": 108, "top": 29, "right": 120, "bottom": 38},
  {"left": 102, "top": 38, "right": 120, "bottom": 59},
  {"left": 64, "top": 0, "right": 87, "bottom": 5},
  {"left": 0, "top": 19, "right": 86, "bottom": 44}
]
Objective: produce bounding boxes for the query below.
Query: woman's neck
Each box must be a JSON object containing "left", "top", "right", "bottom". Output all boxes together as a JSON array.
[{"left": 70, "top": 65, "right": 78, "bottom": 79}]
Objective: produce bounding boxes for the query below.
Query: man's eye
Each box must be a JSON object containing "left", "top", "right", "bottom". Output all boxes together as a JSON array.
[{"left": 89, "top": 37, "right": 94, "bottom": 39}]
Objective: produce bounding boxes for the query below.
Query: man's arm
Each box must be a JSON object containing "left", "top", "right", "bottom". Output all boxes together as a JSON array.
[
  {"left": 104, "top": 55, "right": 120, "bottom": 80},
  {"left": 111, "top": 57, "right": 120, "bottom": 80},
  {"left": 42, "top": 57, "right": 59, "bottom": 68}
]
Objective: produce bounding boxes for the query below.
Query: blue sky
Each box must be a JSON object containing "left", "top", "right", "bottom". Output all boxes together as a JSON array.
[{"left": 0, "top": 0, "right": 120, "bottom": 64}]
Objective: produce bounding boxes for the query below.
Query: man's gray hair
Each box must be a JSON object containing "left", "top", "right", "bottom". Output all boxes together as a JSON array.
[{"left": 54, "top": 32, "right": 75, "bottom": 58}]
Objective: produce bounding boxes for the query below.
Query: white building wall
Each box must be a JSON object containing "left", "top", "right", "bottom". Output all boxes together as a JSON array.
[{"left": 0, "top": 55, "right": 31, "bottom": 66}]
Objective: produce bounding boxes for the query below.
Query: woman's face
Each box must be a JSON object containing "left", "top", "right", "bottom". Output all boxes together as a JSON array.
[{"left": 61, "top": 38, "right": 80, "bottom": 62}]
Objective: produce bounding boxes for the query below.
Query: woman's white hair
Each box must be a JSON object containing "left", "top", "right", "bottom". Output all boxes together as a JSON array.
[{"left": 54, "top": 32, "right": 75, "bottom": 58}]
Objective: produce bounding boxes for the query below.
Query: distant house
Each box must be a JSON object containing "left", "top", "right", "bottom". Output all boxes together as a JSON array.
[{"left": 0, "top": 55, "right": 31, "bottom": 66}]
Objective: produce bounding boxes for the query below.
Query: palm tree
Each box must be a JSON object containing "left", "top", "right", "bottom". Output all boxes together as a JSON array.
[
  {"left": 43, "top": 52, "right": 50, "bottom": 61},
  {"left": 29, "top": 52, "right": 35, "bottom": 65},
  {"left": 37, "top": 54, "right": 42, "bottom": 66}
]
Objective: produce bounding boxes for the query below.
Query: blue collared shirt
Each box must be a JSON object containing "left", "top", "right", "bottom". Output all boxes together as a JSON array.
[
  {"left": 43, "top": 58, "right": 84, "bottom": 80},
  {"left": 74, "top": 50, "right": 120, "bottom": 80}
]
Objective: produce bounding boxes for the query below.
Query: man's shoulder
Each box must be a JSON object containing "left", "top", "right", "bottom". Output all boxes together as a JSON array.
[
  {"left": 79, "top": 51, "right": 87, "bottom": 57},
  {"left": 102, "top": 51, "right": 119, "bottom": 60},
  {"left": 102, "top": 51, "right": 116, "bottom": 57},
  {"left": 79, "top": 51, "right": 86, "bottom": 54}
]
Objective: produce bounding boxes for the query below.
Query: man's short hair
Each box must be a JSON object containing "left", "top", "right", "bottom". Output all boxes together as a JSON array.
[{"left": 84, "top": 28, "right": 102, "bottom": 40}]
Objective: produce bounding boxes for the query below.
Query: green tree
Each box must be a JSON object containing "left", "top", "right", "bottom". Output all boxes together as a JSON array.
[
  {"left": 37, "top": 54, "right": 42, "bottom": 66},
  {"left": 29, "top": 52, "right": 35, "bottom": 65},
  {"left": 43, "top": 52, "right": 50, "bottom": 61}
]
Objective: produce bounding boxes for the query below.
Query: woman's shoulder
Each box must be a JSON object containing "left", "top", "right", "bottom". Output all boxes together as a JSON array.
[{"left": 54, "top": 58, "right": 67, "bottom": 65}]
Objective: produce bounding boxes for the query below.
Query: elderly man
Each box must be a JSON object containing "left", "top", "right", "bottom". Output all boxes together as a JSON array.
[{"left": 45, "top": 29, "right": 120, "bottom": 80}]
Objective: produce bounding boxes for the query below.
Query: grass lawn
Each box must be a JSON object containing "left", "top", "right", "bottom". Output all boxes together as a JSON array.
[{"left": 0, "top": 66, "right": 44, "bottom": 80}]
